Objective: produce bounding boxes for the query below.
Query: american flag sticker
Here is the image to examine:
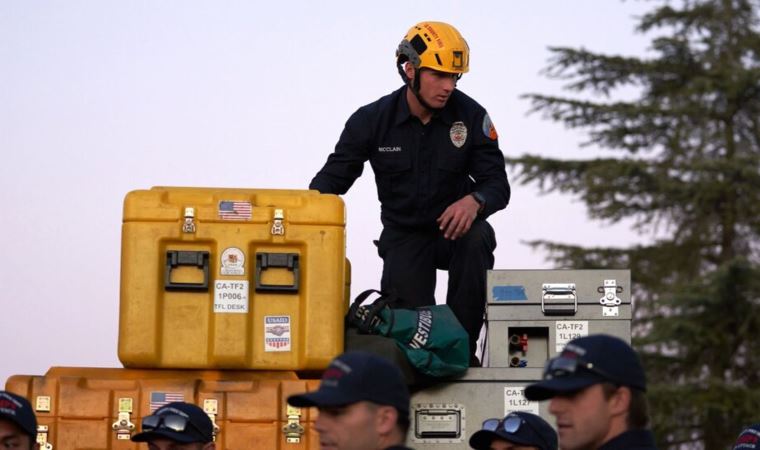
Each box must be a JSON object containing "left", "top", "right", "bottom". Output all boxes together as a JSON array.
[
  {"left": 264, "top": 315, "right": 292, "bottom": 352},
  {"left": 218, "top": 200, "right": 252, "bottom": 220},
  {"left": 150, "top": 392, "right": 185, "bottom": 412}
]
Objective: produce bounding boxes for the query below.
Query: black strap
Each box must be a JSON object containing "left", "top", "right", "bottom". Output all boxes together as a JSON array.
[{"left": 346, "top": 289, "right": 398, "bottom": 334}]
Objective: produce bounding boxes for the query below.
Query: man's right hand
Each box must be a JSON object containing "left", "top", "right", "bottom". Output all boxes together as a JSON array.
[{"left": 436, "top": 194, "right": 480, "bottom": 240}]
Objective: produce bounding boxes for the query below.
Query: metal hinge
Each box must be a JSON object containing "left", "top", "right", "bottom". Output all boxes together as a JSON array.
[
  {"left": 271, "top": 209, "right": 285, "bottom": 235},
  {"left": 598, "top": 279, "right": 623, "bottom": 317},
  {"left": 282, "top": 405, "right": 304, "bottom": 444},
  {"left": 37, "top": 425, "right": 53, "bottom": 450},
  {"left": 35, "top": 396, "right": 51, "bottom": 413},
  {"left": 182, "top": 207, "right": 196, "bottom": 233},
  {"left": 204, "top": 399, "right": 221, "bottom": 440},
  {"left": 111, "top": 398, "right": 135, "bottom": 440}
]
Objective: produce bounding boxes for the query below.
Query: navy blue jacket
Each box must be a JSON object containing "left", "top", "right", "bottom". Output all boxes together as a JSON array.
[
  {"left": 310, "top": 86, "right": 510, "bottom": 229},
  {"left": 599, "top": 429, "right": 658, "bottom": 450}
]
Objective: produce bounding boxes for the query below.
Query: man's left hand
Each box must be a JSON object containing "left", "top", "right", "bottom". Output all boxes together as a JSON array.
[{"left": 436, "top": 194, "right": 480, "bottom": 240}]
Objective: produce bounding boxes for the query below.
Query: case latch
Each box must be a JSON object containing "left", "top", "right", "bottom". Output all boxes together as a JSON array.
[
  {"left": 111, "top": 398, "right": 135, "bottom": 440},
  {"left": 282, "top": 405, "right": 304, "bottom": 443},
  {"left": 35, "top": 396, "right": 51, "bottom": 413},
  {"left": 37, "top": 425, "right": 53, "bottom": 450},
  {"left": 598, "top": 279, "right": 623, "bottom": 317},
  {"left": 182, "top": 207, "right": 196, "bottom": 233},
  {"left": 203, "top": 399, "right": 221, "bottom": 440},
  {"left": 271, "top": 209, "right": 285, "bottom": 236}
]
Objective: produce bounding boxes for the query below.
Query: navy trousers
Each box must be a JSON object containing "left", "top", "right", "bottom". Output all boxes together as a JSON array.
[{"left": 377, "top": 220, "right": 497, "bottom": 361}]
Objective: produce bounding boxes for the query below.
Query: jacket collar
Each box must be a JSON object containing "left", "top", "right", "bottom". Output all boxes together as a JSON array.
[{"left": 394, "top": 86, "right": 456, "bottom": 126}]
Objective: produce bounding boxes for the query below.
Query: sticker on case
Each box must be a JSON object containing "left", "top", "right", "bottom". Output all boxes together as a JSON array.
[
  {"left": 555, "top": 321, "right": 588, "bottom": 353},
  {"left": 221, "top": 247, "right": 245, "bottom": 276},
  {"left": 504, "top": 387, "right": 539, "bottom": 416},
  {"left": 218, "top": 200, "right": 252, "bottom": 220},
  {"left": 264, "top": 315, "right": 291, "bottom": 352},
  {"left": 213, "top": 280, "right": 249, "bottom": 313}
]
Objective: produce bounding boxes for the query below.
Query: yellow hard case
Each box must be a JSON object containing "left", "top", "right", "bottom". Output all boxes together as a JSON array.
[
  {"left": 118, "top": 187, "right": 347, "bottom": 370},
  {"left": 6, "top": 367, "right": 321, "bottom": 449}
]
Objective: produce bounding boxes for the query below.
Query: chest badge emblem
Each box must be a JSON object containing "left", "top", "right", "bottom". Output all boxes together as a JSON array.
[{"left": 449, "top": 121, "right": 467, "bottom": 148}]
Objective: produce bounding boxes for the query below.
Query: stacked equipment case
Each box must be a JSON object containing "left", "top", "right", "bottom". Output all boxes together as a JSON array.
[
  {"left": 5, "top": 187, "right": 348, "bottom": 449},
  {"left": 407, "top": 269, "right": 632, "bottom": 449}
]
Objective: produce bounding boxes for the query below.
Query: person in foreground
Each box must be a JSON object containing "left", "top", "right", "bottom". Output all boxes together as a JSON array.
[
  {"left": 524, "top": 334, "right": 657, "bottom": 450},
  {"left": 0, "top": 391, "right": 38, "bottom": 450},
  {"left": 131, "top": 401, "right": 215, "bottom": 450},
  {"left": 734, "top": 424, "right": 760, "bottom": 450},
  {"left": 469, "top": 411, "right": 558, "bottom": 450},
  {"left": 288, "top": 351, "right": 414, "bottom": 450}
]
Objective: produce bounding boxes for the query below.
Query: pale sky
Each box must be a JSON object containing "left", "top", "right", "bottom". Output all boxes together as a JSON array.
[{"left": 0, "top": 0, "right": 653, "bottom": 384}]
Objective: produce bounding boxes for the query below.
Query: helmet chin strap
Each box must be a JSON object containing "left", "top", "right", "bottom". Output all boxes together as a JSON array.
[
  {"left": 397, "top": 61, "right": 446, "bottom": 113},
  {"left": 409, "top": 68, "right": 442, "bottom": 113}
]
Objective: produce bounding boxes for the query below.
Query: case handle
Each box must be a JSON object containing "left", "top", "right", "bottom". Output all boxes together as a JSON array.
[
  {"left": 164, "top": 250, "right": 210, "bottom": 291},
  {"left": 255, "top": 253, "right": 300, "bottom": 293},
  {"left": 541, "top": 283, "right": 577, "bottom": 316}
]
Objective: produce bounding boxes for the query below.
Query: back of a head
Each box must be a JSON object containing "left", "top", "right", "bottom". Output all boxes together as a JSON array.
[
  {"left": 131, "top": 401, "right": 214, "bottom": 445},
  {"left": 469, "top": 411, "right": 558, "bottom": 450},
  {"left": 734, "top": 424, "right": 760, "bottom": 450}
]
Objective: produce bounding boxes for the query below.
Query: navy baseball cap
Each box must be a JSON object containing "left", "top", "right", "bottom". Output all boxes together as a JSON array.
[
  {"left": 525, "top": 334, "right": 646, "bottom": 401},
  {"left": 288, "top": 351, "right": 410, "bottom": 417},
  {"left": 469, "top": 411, "right": 558, "bottom": 450},
  {"left": 0, "top": 391, "right": 37, "bottom": 439},
  {"left": 131, "top": 402, "right": 214, "bottom": 444},
  {"left": 734, "top": 424, "right": 760, "bottom": 449}
]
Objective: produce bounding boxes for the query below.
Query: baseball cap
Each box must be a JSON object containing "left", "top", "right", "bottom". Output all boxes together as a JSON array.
[
  {"left": 131, "top": 402, "right": 214, "bottom": 444},
  {"left": 469, "top": 411, "right": 558, "bottom": 450},
  {"left": 0, "top": 391, "right": 37, "bottom": 439},
  {"left": 287, "top": 351, "right": 410, "bottom": 417},
  {"left": 525, "top": 334, "right": 646, "bottom": 401},
  {"left": 734, "top": 424, "right": 760, "bottom": 450}
]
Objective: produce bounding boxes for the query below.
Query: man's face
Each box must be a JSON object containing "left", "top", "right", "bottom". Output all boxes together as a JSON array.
[
  {"left": 146, "top": 438, "right": 214, "bottom": 450},
  {"left": 0, "top": 419, "right": 34, "bottom": 450},
  {"left": 489, "top": 438, "right": 539, "bottom": 450},
  {"left": 548, "top": 384, "right": 616, "bottom": 450},
  {"left": 314, "top": 401, "right": 385, "bottom": 450},
  {"left": 413, "top": 68, "right": 458, "bottom": 109}
]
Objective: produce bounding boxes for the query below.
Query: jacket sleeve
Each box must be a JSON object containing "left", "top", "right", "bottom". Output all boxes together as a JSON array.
[
  {"left": 309, "top": 110, "right": 371, "bottom": 194},
  {"left": 468, "top": 110, "right": 511, "bottom": 218}
]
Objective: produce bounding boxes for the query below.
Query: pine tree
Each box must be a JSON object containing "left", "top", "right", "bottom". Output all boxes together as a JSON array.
[{"left": 508, "top": 1, "right": 760, "bottom": 447}]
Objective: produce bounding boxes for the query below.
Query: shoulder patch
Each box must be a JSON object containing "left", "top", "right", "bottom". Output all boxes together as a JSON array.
[{"left": 482, "top": 113, "right": 498, "bottom": 140}]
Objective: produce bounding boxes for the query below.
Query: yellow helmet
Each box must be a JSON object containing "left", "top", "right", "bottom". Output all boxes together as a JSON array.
[{"left": 396, "top": 21, "right": 470, "bottom": 77}]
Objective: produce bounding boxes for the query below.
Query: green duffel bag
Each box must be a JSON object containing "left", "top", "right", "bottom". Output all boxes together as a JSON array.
[{"left": 347, "top": 289, "right": 469, "bottom": 378}]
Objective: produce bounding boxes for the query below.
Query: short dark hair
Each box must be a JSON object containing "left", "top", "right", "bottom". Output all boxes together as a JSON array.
[
  {"left": 365, "top": 402, "right": 410, "bottom": 439},
  {"left": 601, "top": 383, "right": 650, "bottom": 429},
  {"left": 397, "top": 410, "right": 410, "bottom": 439}
]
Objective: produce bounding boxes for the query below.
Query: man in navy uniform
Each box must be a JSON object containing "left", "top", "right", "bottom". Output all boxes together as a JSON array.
[
  {"left": 310, "top": 21, "right": 510, "bottom": 365},
  {"left": 525, "top": 335, "right": 657, "bottom": 450},
  {"left": 0, "top": 391, "right": 39, "bottom": 450},
  {"left": 288, "top": 351, "right": 413, "bottom": 450},
  {"left": 131, "top": 401, "right": 215, "bottom": 450},
  {"left": 469, "top": 411, "right": 558, "bottom": 450}
]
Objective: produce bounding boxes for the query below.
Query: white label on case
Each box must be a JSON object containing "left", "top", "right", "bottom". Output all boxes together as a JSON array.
[
  {"left": 264, "top": 315, "right": 291, "bottom": 352},
  {"left": 213, "top": 280, "right": 249, "bottom": 313},
  {"left": 555, "top": 321, "right": 589, "bottom": 353},
  {"left": 504, "top": 387, "right": 539, "bottom": 416}
]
